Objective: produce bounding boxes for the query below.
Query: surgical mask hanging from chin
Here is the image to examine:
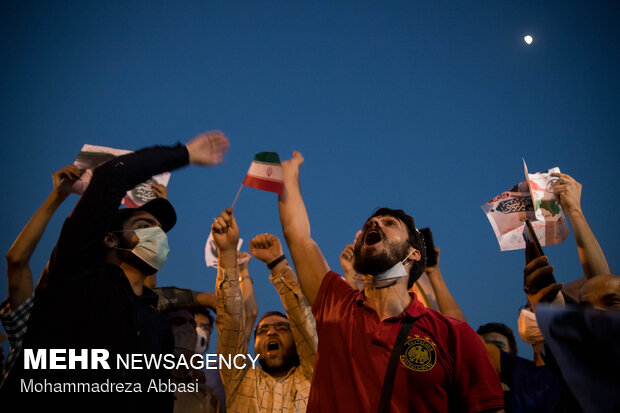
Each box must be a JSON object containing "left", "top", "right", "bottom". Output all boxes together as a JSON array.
[
  {"left": 115, "top": 227, "right": 170, "bottom": 270},
  {"left": 361, "top": 249, "right": 416, "bottom": 289}
]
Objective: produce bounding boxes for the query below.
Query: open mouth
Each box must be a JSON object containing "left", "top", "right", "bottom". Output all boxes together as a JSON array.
[
  {"left": 364, "top": 229, "right": 382, "bottom": 246},
  {"left": 267, "top": 341, "right": 280, "bottom": 352}
]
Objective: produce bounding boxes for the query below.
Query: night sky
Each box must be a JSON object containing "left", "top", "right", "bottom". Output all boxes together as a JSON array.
[{"left": 1, "top": 1, "right": 618, "bottom": 357}]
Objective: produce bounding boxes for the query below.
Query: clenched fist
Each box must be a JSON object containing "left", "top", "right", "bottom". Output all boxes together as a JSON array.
[
  {"left": 249, "top": 233, "right": 284, "bottom": 265},
  {"left": 211, "top": 207, "right": 239, "bottom": 252}
]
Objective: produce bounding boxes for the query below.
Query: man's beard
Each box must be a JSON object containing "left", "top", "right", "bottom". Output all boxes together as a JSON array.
[
  {"left": 258, "top": 345, "right": 300, "bottom": 376},
  {"left": 353, "top": 235, "right": 410, "bottom": 276},
  {"left": 117, "top": 232, "right": 158, "bottom": 275}
]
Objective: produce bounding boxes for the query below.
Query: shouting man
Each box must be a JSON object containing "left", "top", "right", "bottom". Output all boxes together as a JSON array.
[
  {"left": 212, "top": 209, "right": 316, "bottom": 412},
  {"left": 277, "top": 151, "right": 504, "bottom": 413}
]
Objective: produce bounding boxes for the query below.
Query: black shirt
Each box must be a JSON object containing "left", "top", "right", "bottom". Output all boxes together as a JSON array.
[{"left": 2, "top": 144, "right": 189, "bottom": 411}]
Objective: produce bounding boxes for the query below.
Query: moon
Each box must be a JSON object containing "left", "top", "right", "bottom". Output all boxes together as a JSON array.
[{"left": 524, "top": 35, "right": 533, "bottom": 45}]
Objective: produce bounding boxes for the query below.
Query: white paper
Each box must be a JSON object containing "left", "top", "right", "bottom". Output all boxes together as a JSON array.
[
  {"left": 59, "top": 144, "right": 171, "bottom": 207},
  {"left": 481, "top": 161, "right": 569, "bottom": 251},
  {"left": 523, "top": 160, "right": 563, "bottom": 222}
]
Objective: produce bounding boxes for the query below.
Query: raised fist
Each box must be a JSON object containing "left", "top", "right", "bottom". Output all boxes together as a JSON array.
[
  {"left": 211, "top": 207, "right": 239, "bottom": 252},
  {"left": 249, "top": 233, "right": 284, "bottom": 265}
]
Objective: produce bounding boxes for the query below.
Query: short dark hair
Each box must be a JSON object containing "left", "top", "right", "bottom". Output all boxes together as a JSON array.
[
  {"left": 193, "top": 307, "right": 215, "bottom": 330},
  {"left": 255, "top": 311, "right": 288, "bottom": 337},
  {"left": 257, "top": 311, "right": 287, "bottom": 325},
  {"left": 367, "top": 208, "right": 426, "bottom": 289},
  {"left": 477, "top": 322, "right": 518, "bottom": 355}
]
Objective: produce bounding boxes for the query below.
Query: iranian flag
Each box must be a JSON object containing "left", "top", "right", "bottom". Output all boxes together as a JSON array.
[{"left": 242, "top": 152, "right": 284, "bottom": 194}]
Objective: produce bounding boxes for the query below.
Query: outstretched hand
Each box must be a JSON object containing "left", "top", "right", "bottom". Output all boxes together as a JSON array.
[
  {"left": 552, "top": 173, "right": 582, "bottom": 215},
  {"left": 186, "top": 131, "right": 230, "bottom": 167},
  {"left": 523, "top": 256, "right": 562, "bottom": 310},
  {"left": 211, "top": 207, "right": 239, "bottom": 252},
  {"left": 249, "top": 233, "right": 284, "bottom": 265},
  {"left": 52, "top": 165, "right": 83, "bottom": 191}
]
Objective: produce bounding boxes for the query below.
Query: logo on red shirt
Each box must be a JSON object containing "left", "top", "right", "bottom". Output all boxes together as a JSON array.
[{"left": 400, "top": 335, "right": 437, "bottom": 372}]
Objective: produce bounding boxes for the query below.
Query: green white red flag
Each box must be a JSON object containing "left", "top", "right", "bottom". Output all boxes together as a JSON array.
[{"left": 242, "top": 152, "right": 284, "bottom": 194}]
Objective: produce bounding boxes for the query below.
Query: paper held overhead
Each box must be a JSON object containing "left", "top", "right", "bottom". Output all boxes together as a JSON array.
[
  {"left": 59, "top": 144, "right": 171, "bottom": 207},
  {"left": 481, "top": 160, "right": 569, "bottom": 251}
]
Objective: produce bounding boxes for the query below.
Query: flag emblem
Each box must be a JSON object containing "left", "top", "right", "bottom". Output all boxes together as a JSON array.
[{"left": 242, "top": 152, "right": 284, "bottom": 194}]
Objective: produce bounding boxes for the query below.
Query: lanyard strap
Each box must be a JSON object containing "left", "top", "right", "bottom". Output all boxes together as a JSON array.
[{"left": 377, "top": 317, "right": 417, "bottom": 413}]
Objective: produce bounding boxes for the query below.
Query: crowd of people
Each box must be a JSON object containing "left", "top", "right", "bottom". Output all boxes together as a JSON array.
[{"left": 0, "top": 132, "right": 617, "bottom": 412}]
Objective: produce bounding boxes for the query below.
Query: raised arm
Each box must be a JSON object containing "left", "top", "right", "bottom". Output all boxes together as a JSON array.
[
  {"left": 49, "top": 131, "right": 229, "bottom": 281},
  {"left": 5, "top": 165, "right": 82, "bottom": 308},
  {"left": 277, "top": 152, "right": 329, "bottom": 304},
  {"left": 250, "top": 233, "right": 317, "bottom": 377},
  {"left": 424, "top": 248, "right": 467, "bottom": 323},
  {"left": 212, "top": 208, "right": 247, "bottom": 394},
  {"left": 552, "top": 173, "right": 610, "bottom": 279},
  {"left": 237, "top": 251, "right": 258, "bottom": 342}
]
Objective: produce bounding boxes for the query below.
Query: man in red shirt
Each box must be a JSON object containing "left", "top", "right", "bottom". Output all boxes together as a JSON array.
[{"left": 277, "top": 151, "right": 504, "bottom": 413}]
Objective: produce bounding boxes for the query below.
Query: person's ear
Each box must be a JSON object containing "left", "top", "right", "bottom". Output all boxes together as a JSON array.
[
  {"left": 405, "top": 246, "right": 421, "bottom": 265},
  {"left": 103, "top": 232, "right": 119, "bottom": 248}
]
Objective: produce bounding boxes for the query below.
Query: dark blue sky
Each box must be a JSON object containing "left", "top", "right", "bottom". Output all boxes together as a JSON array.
[{"left": 1, "top": 1, "right": 618, "bottom": 356}]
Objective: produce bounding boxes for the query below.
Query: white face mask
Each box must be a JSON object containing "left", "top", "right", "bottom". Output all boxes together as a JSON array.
[
  {"left": 517, "top": 292, "right": 564, "bottom": 345},
  {"left": 115, "top": 227, "right": 170, "bottom": 270},
  {"left": 195, "top": 327, "right": 209, "bottom": 354},
  {"left": 361, "top": 249, "right": 416, "bottom": 288},
  {"left": 517, "top": 308, "right": 545, "bottom": 345}
]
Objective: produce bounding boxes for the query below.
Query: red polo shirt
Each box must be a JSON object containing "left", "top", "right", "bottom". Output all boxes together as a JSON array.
[{"left": 308, "top": 271, "right": 504, "bottom": 413}]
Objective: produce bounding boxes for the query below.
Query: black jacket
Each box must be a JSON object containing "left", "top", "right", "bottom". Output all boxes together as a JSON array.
[{"left": 1, "top": 144, "right": 189, "bottom": 412}]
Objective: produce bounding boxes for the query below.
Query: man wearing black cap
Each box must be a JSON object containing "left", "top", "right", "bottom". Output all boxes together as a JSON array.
[{"left": 0, "top": 131, "right": 229, "bottom": 412}]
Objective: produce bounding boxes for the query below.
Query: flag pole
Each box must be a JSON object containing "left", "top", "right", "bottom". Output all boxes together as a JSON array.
[{"left": 231, "top": 183, "right": 244, "bottom": 209}]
